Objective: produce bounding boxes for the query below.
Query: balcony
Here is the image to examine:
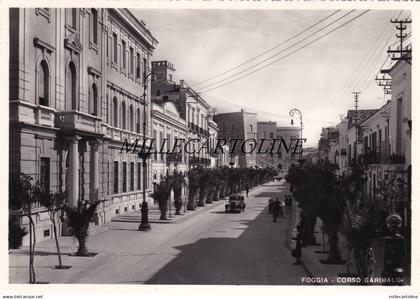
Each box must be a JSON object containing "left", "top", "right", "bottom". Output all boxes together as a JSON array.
[
  {"left": 362, "top": 151, "right": 380, "bottom": 165},
  {"left": 166, "top": 152, "right": 183, "bottom": 163},
  {"left": 390, "top": 154, "right": 406, "bottom": 164},
  {"left": 189, "top": 156, "right": 200, "bottom": 164},
  {"left": 56, "top": 110, "right": 105, "bottom": 136}
]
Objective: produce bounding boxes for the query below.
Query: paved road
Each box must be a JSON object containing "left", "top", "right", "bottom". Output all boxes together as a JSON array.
[{"left": 10, "top": 181, "right": 308, "bottom": 284}]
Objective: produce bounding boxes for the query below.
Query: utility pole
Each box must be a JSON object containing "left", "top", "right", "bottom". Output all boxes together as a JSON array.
[
  {"left": 352, "top": 91, "right": 361, "bottom": 142},
  {"left": 388, "top": 18, "right": 412, "bottom": 63},
  {"left": 375, "top": 74, "right": 393, "bottom": 97},
  {"left": 352, "top": 91, "right": 361, "bottom": 125}
]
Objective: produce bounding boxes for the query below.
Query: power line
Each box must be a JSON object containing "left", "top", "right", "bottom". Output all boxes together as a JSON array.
[
  {"left": 199, "top": 10, "right": 370, "bottom": 93},
  {"left": 190, "top": 10, "right": 342, "bottom": 87},
  {"left": 331, "top": 10, "right": 400, "bottom": 107},
  {"left": 358, "top": 19, "right": 401, "bottom": 93},
  {"left": 197, "top": 10, "right": 356, "bottom": 91}
]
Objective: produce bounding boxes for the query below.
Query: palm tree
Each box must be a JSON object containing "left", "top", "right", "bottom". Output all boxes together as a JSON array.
[
  {"left": 151, "top": 176, "right": 171, "bottom": 220},
  {"left": 187, "top": 167, "right": 201, "bottom": 210},
  {"left": 218, "top": 167, "right": 229, "bottom": 199},
  {"left": 64, "top": 200, "right": 101, "bottom": 256},
  {"left": 170, "top": 171, "right": 184, "bottom": 215},
  {"left": 197, "top": 169, "right": 211, "bottom": 206}
]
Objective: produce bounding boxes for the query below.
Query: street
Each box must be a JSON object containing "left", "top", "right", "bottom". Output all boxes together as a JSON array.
[{"left": 10, "top": 181, "right": 308, "bottom": 284}]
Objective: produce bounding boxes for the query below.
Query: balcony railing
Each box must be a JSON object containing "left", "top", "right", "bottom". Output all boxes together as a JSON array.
[
  {"left": 166, "top": 152, "right": 183, "bottom": 163},
  {"left": 187, "top": 122, "right": 209, "bottom": 137},
  {"left": 56, "top": 110, "right": 104, "bottom": 135}
]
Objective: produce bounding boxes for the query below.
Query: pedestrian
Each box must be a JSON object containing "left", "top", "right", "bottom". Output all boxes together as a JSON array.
[
  {"left": 291, "top": 224, "right": 303, "bottom": 265},
  {"left": 268, "top": 198, "right": 273, "bottom": 214},
  {"left": 285, "top": 195, "right": 292, "bottom": 217},
  {"left": 245, "top": 184, "right": 250, "bottom": 197},
  {"left": 272, "top": 198, "right": 280, "bottom": 222},
  {"left": 278, "top": 200, "right": 285, "bottom": 218}
]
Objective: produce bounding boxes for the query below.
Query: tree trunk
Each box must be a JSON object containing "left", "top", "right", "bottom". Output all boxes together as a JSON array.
[
  {"left": 326, "top": 229, "right": 342, "bottom": 263},
  {"left": 159, "top": 203, "right": 168, "bottom": 220},
  {"left": 28, "top": 216, "right": 36, "bottom": 283},
  {"left": 187, "top": 190, "right": 196, "bottom": 211},
  {"left": 219, "top": 186, "right": 225, "bottom": 199},
  {"left": 198, "top": 188, "right": 206, "bottom": 207},
  {"left": 213, "top": 188, "right": 220, "bottom": 201},
  {"left": 206, "top": 188, "right": 213, "bottom": 204},
  {"left": 302, "top": 211, "right": 317, "bottom": 246},
  {"left": 76, "top": 236, "right": 88, "bottom": 256},
  {"left": 174, "top": 197, "right": 182, "bottom": 215},
  {"left": 51, "top": 216, "right": 63, "bottom": 268}
]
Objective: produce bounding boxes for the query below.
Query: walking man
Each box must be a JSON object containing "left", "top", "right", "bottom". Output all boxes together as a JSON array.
[
  {"left": 285, "top": 195, "right": 292, "bottom": 217},
  {"left": 272, "top": 198, "right": 280, "bottom": 223},
  {"left": 245, "top": 184, "right": 250, "bottom": 197}
]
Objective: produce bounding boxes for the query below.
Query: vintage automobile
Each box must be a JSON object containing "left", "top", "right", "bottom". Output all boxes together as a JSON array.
[{"left": 225, "top": 194, "right": 246, "bottom": 213}]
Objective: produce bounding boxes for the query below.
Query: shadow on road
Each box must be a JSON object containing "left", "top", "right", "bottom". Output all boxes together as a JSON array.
[{"left": 142, "top": 204, "right": 308, "bottom": 285}]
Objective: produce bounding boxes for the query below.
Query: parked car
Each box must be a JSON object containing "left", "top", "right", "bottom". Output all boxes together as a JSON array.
[{"left": 225, "top": 194, "right": 246, "bottom": 213}]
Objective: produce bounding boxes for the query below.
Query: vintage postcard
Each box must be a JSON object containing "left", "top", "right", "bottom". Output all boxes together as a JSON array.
[{"left": 2, "top": 1, "right": 417, "bottom": 298}]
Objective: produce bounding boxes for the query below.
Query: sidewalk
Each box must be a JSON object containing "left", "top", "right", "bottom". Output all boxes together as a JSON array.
[
  {"left": 9, "top": 184, "right": 262, "bottom": 284},
  {"left": 288, "top": 200, "right": 410, "bottom": 285}
]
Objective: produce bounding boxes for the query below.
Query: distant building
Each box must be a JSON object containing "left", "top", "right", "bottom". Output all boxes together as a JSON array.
[
  {"left": 257, "top": 121, "right": 300, "bottom": 173},
  {"left": 214, "top": 109, "right": 257, "bottom": 168},
  {"left": 302, "top": 147, "right": 319, "bottom": 165},
  {"left": 208, "top": 118, "right": 219, "bottom": 168},
  {"left": 151, "top": 60, "right": 214, "bottom": 168}
]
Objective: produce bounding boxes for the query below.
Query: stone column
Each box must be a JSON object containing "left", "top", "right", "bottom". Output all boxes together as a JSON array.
[
  {"left": 68, "top": 136, "right": 81, "bottom": 207},
  {"left": 89, "top": 140, "right": 100, "bottom": 203}
]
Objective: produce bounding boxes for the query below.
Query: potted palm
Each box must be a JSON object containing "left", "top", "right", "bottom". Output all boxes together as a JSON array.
[
  {"left": 171, "top": 171, "right": 184, "bottom": 215},
  {"left": 63, "top": 200, "right": 101, "bottom": 256},
  {"left": 152, "top": 177, "right": 171, "bottom": 220}
]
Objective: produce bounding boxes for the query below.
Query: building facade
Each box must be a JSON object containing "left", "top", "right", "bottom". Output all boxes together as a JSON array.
[
  {"left": 151, "top": 99, "right": 189, "bottom": 182},
  {"left": 214, "top": 109, "right": 257, "bottom": 168},
  {"left": 151, "top": 60, "right": 214, "bottom": 168},
  {"left": 257, "top": 121, "right": 300, "bottom": 174},
  {"left": 9, "top": 8, "right": 158, "bottom": 243}
]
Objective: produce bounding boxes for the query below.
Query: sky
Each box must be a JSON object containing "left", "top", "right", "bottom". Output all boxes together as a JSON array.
[{"left": 134, "top": 9, "right": 410, "bottom": 147}]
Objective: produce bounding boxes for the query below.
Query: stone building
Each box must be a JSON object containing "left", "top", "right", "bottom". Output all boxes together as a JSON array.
[
  {"left": 9, "top": 8, "right": 158, "bottom": 243},
  {"left": 151, "top": 60, "right": 214, "bottom": 168},
  {"left": 214, "top": 109, "right": 257, "bottom": 168},
  {"left": 257, "top": 121, "right": 300, "bottom": 174},
  {"left": 151, "top": 99, "right": 189, "bottom": 182}
]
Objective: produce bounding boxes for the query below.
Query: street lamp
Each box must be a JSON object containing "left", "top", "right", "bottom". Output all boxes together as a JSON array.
[
  {"left": 183, "top": 175, "right": 188, "bottom": 213},
  {"left": 289, "top": 108, "right": 303, "bottom": 160},
  {"left": 138, "top": 69, "right": 153, "bottom": 232}
]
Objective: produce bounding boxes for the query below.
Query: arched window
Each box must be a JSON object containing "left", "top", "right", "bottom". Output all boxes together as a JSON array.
[
  {"left": 113, "top": 97, "right": 118, "bottom": 127},
  {"left": 121, "top": 101, "right": 126, "bottom": 130},
  {"left": 136, "top": 108, "right": 141, "bottom": 133},
  {"left": 89, "top": 83, "right": 98, "bottom": 116},
  {"left": 66, "top": 62, "right": 77, "bottom": 110},
  {"left": 38, "top": 60, "right": 49, "bottom": 106},
  {"left": 129, "top": 105, "right": 134, "bottom": 132}
]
